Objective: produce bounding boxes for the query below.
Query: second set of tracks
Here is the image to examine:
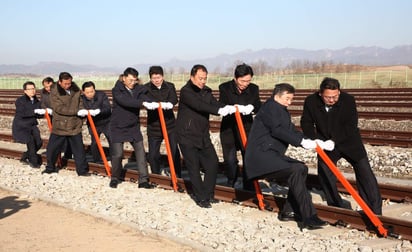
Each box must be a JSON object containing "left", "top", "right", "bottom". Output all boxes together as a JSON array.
[{"left": 0, "top": 144, "right": 411, "bottom": 241}]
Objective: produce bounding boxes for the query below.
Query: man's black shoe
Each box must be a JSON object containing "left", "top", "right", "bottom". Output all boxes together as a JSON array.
[
  {"left": 78, "top": 172, "right": 90, "bottom": 177},
  {"left": 138, "top": 182, "right": 155, "bottom": 189},
  {"left": 109, "top": 180, "right": 118, "bottom": 188},
  {"left": 41, "top": 169, "right": 56, "bottom": 174},
  {"left": 196, "top": 200, "right": 212, "bottom": 208},
  {"left": 29, "top": 162, "right": 41, "bottom": 169},
  {"left": 20, "top": 158, "right": 30, "bottom": 165},
  {"left": 301, "top": 215, "right": 328, "bottom": 230},
  {"left": 278, "top": 211, "right": 297, "bottom": 221},
  {"left": 209, "top": 198, "right": 220, "bottom": 204}
]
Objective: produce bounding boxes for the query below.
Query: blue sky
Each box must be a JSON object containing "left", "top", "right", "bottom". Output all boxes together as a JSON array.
[{"left": 0, "top": 0, "right": 410, "bottom": 67}]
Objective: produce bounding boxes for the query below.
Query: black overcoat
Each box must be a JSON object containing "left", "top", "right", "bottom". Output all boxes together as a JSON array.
[
  {"left": 110, "top": 81, "right": 148, "bottom": 143},
  {"left": 219, "top": 80, "right": 261, "bottom": 149},
  {"left": 82, "top": 90, "right": 112, "bottom": 129},
  {"left": 143, "top": 81, "right": 178, "bottom": 138},
  {"left": 300, "top": 91, "right": 367, "bottom": 161},
  {"left": 244, "top": 98, "right": 303, "bottom": 180},
  {"left": 176, "top": 80, "right": 222, "bottom": 148},
  {"left": 12, "top": 94, "right": 42, "bottom": 143}
]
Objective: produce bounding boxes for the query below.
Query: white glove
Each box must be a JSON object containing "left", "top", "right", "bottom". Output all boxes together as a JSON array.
[
  {"left": 143, "top": 102, "right": 159, "bottom": 110},
  {"left": 244, "top": 104, "right": 254, "bottom": 115},
  {"left": 218, "top": 106, "right": 229, "bottom": 116},
  {"left": 314, "top": 139, "right": 335, "bottom": 151},
  {"left": 89, "top": 109, "right": 101, "bottom": 116},
  {"left": 324, "top": 140, "right": 335, "bottom": 151},
  {"left": 46, "top": 108, "right": 52, "bottom": 115},
  {"left": 34, "top": 109, "right": 46, "bottom": 115},
  {"left": 236, "top": 105, "right": 247, "bottom": 114},
  {"left": 315, "top": 139, "right": 335, "bottom": 151},
  {"left": 77, "top": 109, "right": 88, "bottom": 117},
  {"left": 301, "top": 138, "right": 317, "bottom": 149},
  {"left": 160, "top": 102, "right": 173, "bottom": 110},
  {"left": 226, "top": 105, "right": 236, "bottom": 115}
]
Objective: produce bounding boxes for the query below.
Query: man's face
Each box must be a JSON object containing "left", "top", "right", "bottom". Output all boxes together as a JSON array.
[
  {"left": 234, "top": 74, "right": 252, "bottom": 92},
  {"left": 320, "top": 89, "right": 340, "bottom": 106},
  {"left": 122, "top": 74, "right": 137, "bottom": 89},
  {"left": 150, "top": 74, "right": 164, "bottom": 87},
  {"left": 274, "top": 92, "right": 294, "bottom": 107},
  {"left": 83, "top": 86, "right": 96, "bottom": 100},
  {"left": 190, "top": 70, "right": 207, "bottom": 89},
  {"left": 42, "top": 81, "right": 53, "bottom": 93},
  {"left": 59, "top": 78, "right": 72, "bottom": 90},
  {"left": 24, "top": 84, "right": 36, "bottom": 98}
]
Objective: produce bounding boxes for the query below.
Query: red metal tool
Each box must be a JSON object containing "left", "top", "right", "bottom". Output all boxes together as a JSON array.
[
  {"left": 157, "top": 103, "right": 179, "bottom": 192},
  {"left": 234, "top": 105, "right": 265, "bottom": 211},
  {"left": 316, "top": 144, "right": 387, "bottom": 237},
  {"left": 87, "top": 111, "right": 111, "bottom": 176},
  {"left": 44, "top": 109, "right": 62, "bottom": 168}
]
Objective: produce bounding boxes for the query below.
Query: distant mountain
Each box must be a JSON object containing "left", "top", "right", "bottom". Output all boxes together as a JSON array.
[{"left": 1, "top": 45, "right": 412, "bottom": 75}]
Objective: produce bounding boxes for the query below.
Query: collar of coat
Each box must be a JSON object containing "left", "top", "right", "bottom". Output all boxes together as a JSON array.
[
  {"left": 24, "top": 94, "right": 39, "bottom": 102},
  {"left": 56, "top": 81, "right": 80, "bottom": 95}
]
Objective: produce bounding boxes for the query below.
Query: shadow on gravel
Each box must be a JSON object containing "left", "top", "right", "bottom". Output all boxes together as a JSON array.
[{"left": 0, "top": 196, "right": 31, "bottom": 219}]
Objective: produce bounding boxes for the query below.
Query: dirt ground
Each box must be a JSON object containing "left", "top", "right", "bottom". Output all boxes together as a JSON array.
[{"left": 0, "top": 188, "right": 196, "bottom": 252}]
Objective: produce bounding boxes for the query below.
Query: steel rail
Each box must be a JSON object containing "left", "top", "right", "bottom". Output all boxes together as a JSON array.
[{"left": 0, "top": 146, "right": 410, "bottom": 240}]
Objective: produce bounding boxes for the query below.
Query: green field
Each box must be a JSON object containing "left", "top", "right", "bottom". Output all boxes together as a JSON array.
[{"left": 1, "top": 69, "right": 411, "bottom": 90}]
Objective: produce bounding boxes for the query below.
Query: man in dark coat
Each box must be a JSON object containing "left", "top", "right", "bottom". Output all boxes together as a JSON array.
[
  {"left": 300, "top": 77, "right": 382, "bottom": 215},
  {"left": 40, "top": 76, "right": 54, "bottom": 109},
  {"left": 12, "top": 81, "right": 43, "bottom": 168},
  {"left": 144, "top": 66, "right": 181, "bottom": 177},
  {"left": 41, "top": 76, "right": 73, "bottom": 165},
  {"left": 109, "top": 67, "right": 154, "bottom": 189},
  {"left": 81, "top": 81, "right": 112, "bottom": 163},
  {"left": 245, "top": 83, "right": 327, "bottom": 229},
  {"left": 42, "top": 72, "right": 89, "bottom": 176},
  {"left": 176, "top": 64, "right": 235, "bottom": 208},
  {"left": 219, "top": 63, "right": 261, "bottom": 189}
]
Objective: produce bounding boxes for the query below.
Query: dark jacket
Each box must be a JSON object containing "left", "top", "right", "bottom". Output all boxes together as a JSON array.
[
  {"left": 219, "top": 80, "right": 261, "bottom": 148},
  {"left": 244, "top": 98, "right": 304, "bottom": 180},
  {"left": 300, "top": 91, "right": 367, "bottom": 161},
  {"left": 110, "top": 80, "right": 149, "bottom": 143},
  {"left": 82, "top": 90, "right": 112, "bottom": 129},
  {"left": 12, "top": 94, "right": 42, "bottom": 143},
  {"left": 50, "top": 82, "right": 84, "bottom": 136},
  {"left": 40, "top": 88, "right": 51, "bottom": 109},
  {"left": 143, "top": 81, "right": 178, "bottom": 138},
  {"left": 176, "top": 80, "right": 223, "bottom": 148}
]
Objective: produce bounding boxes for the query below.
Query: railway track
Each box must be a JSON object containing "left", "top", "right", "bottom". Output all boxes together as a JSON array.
[
  {"left": 0, "top": 131, "right": 411, "bottom": 203},
  {"left": 0, "top": 107, "right": 411, "bottom": 147},
  {"left": 0, "top": 145, "right": 411, "bottom": 240}
]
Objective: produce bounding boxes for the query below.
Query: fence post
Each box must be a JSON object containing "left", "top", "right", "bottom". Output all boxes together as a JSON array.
[
  {"left": 303, "top": 74, "right": 306, "bottom": 88},
  {"left": 359, "top": 71, "right": 362, "bottom": 88},
  {"left": 406, "top": 68, "right": 408, "bottom": 83},
  {"left": 344, "top": 72, "right": 347, "bottom": 87}
]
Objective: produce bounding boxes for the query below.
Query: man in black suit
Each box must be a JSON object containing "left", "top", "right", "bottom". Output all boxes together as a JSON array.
[
  {"left": 109, "top": 67, "right": 154, "bottom": 189},
  {"left": 300, "top": 77, "right": 382, "bottom": 215},
  {"left": 244, "top": 83, "right": 327, "bottom": 229},
  {"left": 219, "top": 63, "right": 261, "bottom": 189}
]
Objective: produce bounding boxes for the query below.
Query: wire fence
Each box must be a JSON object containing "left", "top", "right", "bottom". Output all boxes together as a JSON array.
[{"left": 1, "top": 69, "right": 411, "bottom": 90}]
